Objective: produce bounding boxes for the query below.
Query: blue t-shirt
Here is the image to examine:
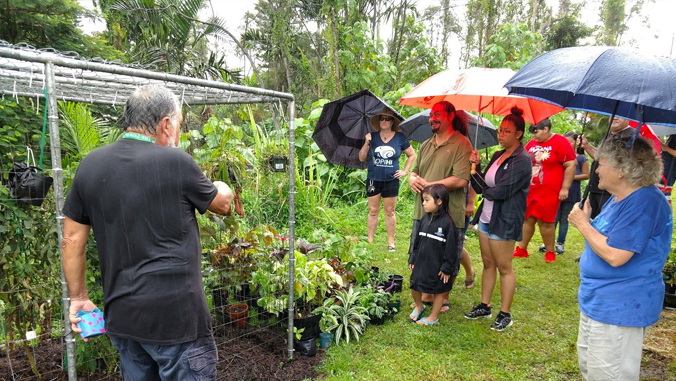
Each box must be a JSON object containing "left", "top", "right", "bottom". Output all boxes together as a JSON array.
[
  {"left": 578, "top": 186, "right": 673, "bottom": 327},
  {"left": 367, "top": 131, "right": 411, "bottom": 181}
]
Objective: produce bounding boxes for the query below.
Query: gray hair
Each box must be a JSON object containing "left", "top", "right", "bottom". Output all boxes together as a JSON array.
[
  {"left": 596, "top": 135, "right": 662, "bottom": 187},
  {"left": 123, "top": 85, "right": 181, "bottom": 134}
]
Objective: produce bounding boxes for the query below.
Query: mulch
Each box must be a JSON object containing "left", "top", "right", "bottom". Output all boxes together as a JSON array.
[{"left": 1, "top": 322, "right": 324, "bottom": 381}]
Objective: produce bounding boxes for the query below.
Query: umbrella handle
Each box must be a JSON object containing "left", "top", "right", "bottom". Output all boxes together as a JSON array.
[{"left": 470, "top": 163, "right": 477, "bottom": 175}]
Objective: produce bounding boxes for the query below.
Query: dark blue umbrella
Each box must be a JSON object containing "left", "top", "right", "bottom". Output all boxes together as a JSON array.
[
  {"left": 505, "top": 46, "right": 676, "bottom": 127},
  {"left": 400, "top": 109, "right": 499, "bottom": 149},
  {"left": 312, "top": 89, "right": 403, "bottom": 169}
]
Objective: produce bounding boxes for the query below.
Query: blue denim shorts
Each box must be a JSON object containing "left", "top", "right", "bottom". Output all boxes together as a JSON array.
[
  {"left": 477, "top": 221, "right": 509, "bottom": 241},
  {"left": 110, "top": 335, "right": 217, "bottom": 381}
]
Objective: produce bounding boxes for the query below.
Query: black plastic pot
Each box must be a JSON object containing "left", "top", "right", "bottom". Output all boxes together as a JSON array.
[
  {"left": 294, "top": 314, "right": 322, "bottom": 340},
  {"left": 665, "top": 282, "right": 676, "bottom": 309},
  {"left": 295, "top": 338, "right": 317, "bottom": 357},
  {"left": 387, "top": 274, "right": 404, "bottom": 293},
  {"left": 212, "top": 288, "right": 229, "bottom": 308},
  {"left": 369, "top": 314, "right": 386, "bottom": 325},
  {"left": 233, "top": 283, "right": 252, "bottom": 303}
]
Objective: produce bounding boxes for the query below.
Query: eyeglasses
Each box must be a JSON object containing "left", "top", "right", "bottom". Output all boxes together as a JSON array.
[
  {"left": 380, "top": 116, "right": 393, "bottom": 122},
  {"left": 528, "top": 126, "right": 540, "bottom": 134}
]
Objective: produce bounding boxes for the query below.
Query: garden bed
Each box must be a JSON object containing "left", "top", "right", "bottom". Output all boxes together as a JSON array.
[{"left": 1, "top": 324, "right": 323, "bottom": 381}]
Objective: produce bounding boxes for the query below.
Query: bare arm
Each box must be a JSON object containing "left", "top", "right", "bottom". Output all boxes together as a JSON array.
[
  {"left": 208, "top": 181, "right": 234, "bottom": 215},
  {"left": 568, "top": 200, "right": 634, "bottom": 267},
  {"left": 579, "top": 135, "right": 596, "bottom": 158},
  {"left": 466, "top": 186, "right": 476, "bottom": 217},
  {"left": 394, "top": 146, "right": 416, "bottom": 179},
  {"left": 575, "top": 160, "right": 590, "bottom": 181},
  {"left": 559, "top": 160, "right": 576, "bottom": 201},
  {"left": 358, "top": 133, "right": 372, "bottom": 162},
  {"left": 63, "top": 217, "right": 98, "bottom": 338},
  {"left": 662, "top": 144, "right": 676, "bottom": 158}
]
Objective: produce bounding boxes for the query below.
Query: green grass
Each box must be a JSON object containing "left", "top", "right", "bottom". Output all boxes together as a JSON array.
[{"left": 314, "top": 193, "right": 676, "bottom": 381}]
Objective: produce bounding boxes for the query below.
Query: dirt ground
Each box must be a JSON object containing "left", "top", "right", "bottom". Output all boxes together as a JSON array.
[
  {"left": 641, "top": 309, "right": 676, "bottom": 381},
  {"left": 1, "top": 323, "right": 324, "bottom": 381}
]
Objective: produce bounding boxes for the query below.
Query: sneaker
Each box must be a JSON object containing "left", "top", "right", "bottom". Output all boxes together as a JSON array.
[
  {"left": 513, "top": 246, "right": 529, "bottom": 258},
  {"left": 464, "top": 303, "right": 492, "bottom": 319},
  {"left": 388, "top": 245, "right": 396, "bottom": 252},
  {"left": 545, "top": 251, "right": 556, "bottom": 263},
  {"left": 555, "top": 243, "right": 565, "bottom": 254},
  {"left": 538, "top": 244, "right": 546, "bottom": 253},
  {"left": 491, "top": 312, "right": 513, "bottom": 331}
]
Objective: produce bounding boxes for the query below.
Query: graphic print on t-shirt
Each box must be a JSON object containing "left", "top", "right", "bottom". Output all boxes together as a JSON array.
[
  {"left": 529, "top": 145, "right": 552, "bottom": 185},
  {"left": 373, "top": 145, "right": 396, "bottom": 167}
]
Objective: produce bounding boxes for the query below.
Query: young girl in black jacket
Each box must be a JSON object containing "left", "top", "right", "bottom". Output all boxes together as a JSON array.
[{"left": 408, "top": 184, "right": 459, "bottom": 326}]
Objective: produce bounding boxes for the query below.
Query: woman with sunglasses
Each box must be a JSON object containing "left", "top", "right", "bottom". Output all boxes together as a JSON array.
[
  {"left": 359, "top": 107, "right": 416, "bottom": 251},
  {"left": 464, "top": 107, "right": 532, "bottom": 331}
]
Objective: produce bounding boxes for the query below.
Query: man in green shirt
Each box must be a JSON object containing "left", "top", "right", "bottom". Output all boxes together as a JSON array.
[{"left": 408, "top": 101, "right": 473, "bottom": 310}]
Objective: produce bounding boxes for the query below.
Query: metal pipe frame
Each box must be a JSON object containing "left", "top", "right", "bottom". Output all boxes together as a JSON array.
[{"left": 286, "top": 100, "right": 296, "bottom": 359}]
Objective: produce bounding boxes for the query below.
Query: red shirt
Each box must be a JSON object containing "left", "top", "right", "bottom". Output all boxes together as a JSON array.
[{"left": 525, "top": 134, "right": 576, "bottom": 195}]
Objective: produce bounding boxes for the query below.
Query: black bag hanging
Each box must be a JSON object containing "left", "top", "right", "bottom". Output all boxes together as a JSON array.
[{"left": 8, "top": 147, "right": 53, "bottom": 207}]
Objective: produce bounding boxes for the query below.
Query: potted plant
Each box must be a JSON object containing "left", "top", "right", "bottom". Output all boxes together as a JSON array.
[
  {"left": 318, "top": 314, "right": 335, "bottom": 349},
  {"left": 226, "top": 303, "right": 249, "bottom": 328},
  {"left": 358, "top": 287, "right": 389, "bottom": 325},
  {"left": 387, "top": 294, "right": 401, "bottom": 315},
  {"left": 313, "top": 288, "right": 368, "bottom": 344}
]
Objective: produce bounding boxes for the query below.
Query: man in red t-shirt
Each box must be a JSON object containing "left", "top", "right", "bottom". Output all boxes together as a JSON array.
[{"left": 514, "top": 119, "right": 576, "bottom": 263}]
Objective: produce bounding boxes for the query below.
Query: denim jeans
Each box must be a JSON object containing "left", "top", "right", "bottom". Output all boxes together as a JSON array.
[
  {"left": 555, "top": 201, "right": 575, "bottom": 244},
  {"left": 110, "top": 335, "right": 217, "bottom": 381}
]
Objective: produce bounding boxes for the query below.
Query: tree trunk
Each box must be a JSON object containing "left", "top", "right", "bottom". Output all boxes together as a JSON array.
[{"left": 331, "top": 12, "right": 341, "bottom": 97}]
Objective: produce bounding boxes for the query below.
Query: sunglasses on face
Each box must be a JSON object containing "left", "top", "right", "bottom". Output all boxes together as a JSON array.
[{"left": 380, "top": 116, "right": 393, "bottom": 122}]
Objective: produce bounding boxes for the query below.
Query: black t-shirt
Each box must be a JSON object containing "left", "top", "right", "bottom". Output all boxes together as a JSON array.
[
  {"left": 63, "top": 138, "right": 218, "bottom": 345},
  {"left": 589, "top": 127, "right": 635, "bottom": 193}
]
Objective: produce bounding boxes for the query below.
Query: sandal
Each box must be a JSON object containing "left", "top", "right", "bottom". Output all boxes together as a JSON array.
[
  {"left": 409, "top": 306, "right": 425, "bottom": 322},
  {"left": 440, "top": 302, "right": 451, "bottom": 313},
  {"left": 416, "top": 317, "right": 439, "bottom": 326},
  {"left": 388, "top": 245, "right": 396, "bottom": 252},
  {"left": 463, "top": 271, "right": 475, "bottom": 289}
]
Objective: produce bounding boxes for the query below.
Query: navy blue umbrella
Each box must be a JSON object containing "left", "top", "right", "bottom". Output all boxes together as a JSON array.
[
  {"left": 505, "top": 46, "right": 676, "bottom": 127},
  {"left": 400, "top": 109, "right": 499, "bottom": 149},
  {"left": 312, "top": 90, "right": 403, "bottom": 169}
]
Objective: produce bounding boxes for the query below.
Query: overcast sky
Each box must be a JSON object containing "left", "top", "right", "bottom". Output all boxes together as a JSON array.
[{"left": 78, "top": 0, "right": 676, "bottom": 73}]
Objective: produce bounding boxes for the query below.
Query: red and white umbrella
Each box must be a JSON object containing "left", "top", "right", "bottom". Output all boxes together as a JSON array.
[{"left": 399, "top": 67, "right": 564, "bottom": 125}]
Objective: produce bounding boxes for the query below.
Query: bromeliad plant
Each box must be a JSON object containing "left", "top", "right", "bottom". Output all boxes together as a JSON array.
[{"left": 313, "top": 287, "right": 368, "bottom": 344}]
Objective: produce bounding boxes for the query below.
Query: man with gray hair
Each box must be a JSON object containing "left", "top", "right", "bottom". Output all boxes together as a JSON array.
[{"left": 62, "top": 85, "right": 233, "bottom": 380}]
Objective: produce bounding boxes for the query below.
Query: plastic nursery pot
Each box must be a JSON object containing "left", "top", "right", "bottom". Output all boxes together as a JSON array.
[
  {"left": 226, "top": 303, "right": 249, "bottom": 328},
  {"left": 269, "top": 156, "right": 288, "bottom": 172},
  {"left": 319, "top": 332, "right": 333, "bottom": 349},
  {"left": 387, "top": 274, "right": 404, "bottom": 293},
  {"left": 295, "top": 337, "right": 317, "bottom": 357},
  {"left": 388, "top": 301, "right": 401, "bottom": 314},
  {"left": 369, "top": 314, "right": 386, "bottom": 325},
  {"left": 294, "top": 313, "right": 322, "bottom": 340},
  {"left": 664, "top": 282, "right": 676, "bottom": 310}
]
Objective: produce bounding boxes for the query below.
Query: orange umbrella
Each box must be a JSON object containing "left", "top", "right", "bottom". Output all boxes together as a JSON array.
[{"left": 398, "top": 67, "right": 564, "bottom": 125}]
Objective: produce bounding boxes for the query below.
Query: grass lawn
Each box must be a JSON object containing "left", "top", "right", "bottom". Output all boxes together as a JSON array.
[{"left": 316, "top": 194, "right": 676, "bottom": 381}]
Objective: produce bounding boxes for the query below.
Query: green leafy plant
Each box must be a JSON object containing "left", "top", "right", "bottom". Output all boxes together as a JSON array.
[
  {"left": 663, "top": 245, "right": 676, "bottom": 285},
  {"left": 356, "top": 286, "right": 389, "bottom": 320},
  {"left": 313, "top": 287, "right": 367, "bottom": 345}
]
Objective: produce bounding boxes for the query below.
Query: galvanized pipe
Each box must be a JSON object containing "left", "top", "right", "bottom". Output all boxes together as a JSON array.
[
  {"left": 287, "top": 100, "right": 296, "bottom": 359},
  {"left": 46, "top": 62, "right": 77, "bottom": 381}
]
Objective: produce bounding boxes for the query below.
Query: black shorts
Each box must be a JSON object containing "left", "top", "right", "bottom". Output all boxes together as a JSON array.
[{"left": 366, "top": 179, "right": 399, "bottom": 198}]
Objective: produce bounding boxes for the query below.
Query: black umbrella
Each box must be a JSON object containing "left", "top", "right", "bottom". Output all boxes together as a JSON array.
[
  {"left": 505, "top": 46, "right": 676, "bottom": 127},
  {"left": 400, "top": 109, "right": 499, "bottom": 149},
  {"left": 312, "top": 90, "right": 404, "bottom": 169}
]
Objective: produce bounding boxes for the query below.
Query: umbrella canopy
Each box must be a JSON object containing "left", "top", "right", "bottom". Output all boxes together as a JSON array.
[
  {"left": 505, "top": 46, "right": 676, "bottom": 127},
  {"left": 312, "top": 89, "right": 403, "bottom": 169},
  {"left": 398, "top": 67, "right": 564, "bottom": 125},
  {"left": 400, "top": 109, "right": 499, "bottom": 149}
]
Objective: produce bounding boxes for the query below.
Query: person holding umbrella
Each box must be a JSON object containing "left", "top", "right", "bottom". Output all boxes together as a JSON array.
[
  {"left": 408, "top": 100, "right": 472, "bottom": 313},
  {"left": 359, "top": 107, "right": 416, "bottom": 251},
  {"left": 464, "top": 107, "right": 532, "bottom": 331},
  {"left": 569, "top": 136, "right": 672, "bottom": 381},
  {"left": 513, "top": 118, "right": 576, "bottom": 263}
]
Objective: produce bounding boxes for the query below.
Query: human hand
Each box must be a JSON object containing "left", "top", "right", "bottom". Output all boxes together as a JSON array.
[
  {"left": 409, "top": 263, "right": 414, "bottom": 271},
  {"left": 568, "top": 199, "right": 591, "bottom": 229},
  {"left": 364, "top": 133, "right": 372, "bottom": 146},
  {"left": 578, "top": 135, "right": 589, "bottom": 150},
  {"left": 559, "top": 188, "right": 569, "bottom": 201},
  {"left": 393, "top": 170, "right": 408, "bottom": 179},
  {"left": 469, "top": 150, "right": 480, "bottom": 164},
  {"left": 438, "top": 271, "right": 450, "bottom": 284},
  {"left": 465, "top": 202, "right": 474, "bottom": 217},
  {"left": 409, "top": 175, "right": 427, "bottom": 193},
  {"left": 69, "top": 298, "right": 98, "bottom": 342}
]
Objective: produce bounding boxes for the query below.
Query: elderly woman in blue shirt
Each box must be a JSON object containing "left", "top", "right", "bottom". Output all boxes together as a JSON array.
[{"left": 569, "top": 135, "right": 672, "bottom": 381}]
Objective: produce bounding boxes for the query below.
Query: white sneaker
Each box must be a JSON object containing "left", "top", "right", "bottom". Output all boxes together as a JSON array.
[{"left": 555, "top": 243, "right": 565, "bottom": 254}]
